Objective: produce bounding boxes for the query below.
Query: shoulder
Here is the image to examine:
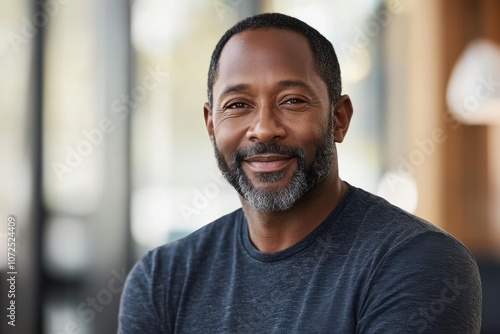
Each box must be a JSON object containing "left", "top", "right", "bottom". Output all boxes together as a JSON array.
[
  {"left": 357, "top": 229, "right": 482, "bottom": 333},
  {"left": 345, "top": 186, "right": 459, "bottom": 250},
  {"left": 344, "top": 187, "right": 481, "bottom": 333},
  {"left": 345, "top": 187, "right": 480, "bottom": 295},
  {"left": 118, "top": 208, "right": 243, "bottom": 332}
]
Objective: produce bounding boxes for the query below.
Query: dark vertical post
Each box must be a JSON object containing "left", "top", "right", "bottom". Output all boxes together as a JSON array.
[
  {"left": 32, "top": 0, "right": 46, "bottom": 332},
  {"left": 125, "top": 0, "right": 134, "bottom": 273}
]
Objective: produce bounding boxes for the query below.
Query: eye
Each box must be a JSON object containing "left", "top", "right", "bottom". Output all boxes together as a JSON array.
[
  {"left": 225, "top": 102, "right": 249, "bottom": 109},
  {"left": 284, "top": 98, "right": 305, "bottom": 104},
  {"left": 281, "top": 97, "right": 308, "bottom": 107}
]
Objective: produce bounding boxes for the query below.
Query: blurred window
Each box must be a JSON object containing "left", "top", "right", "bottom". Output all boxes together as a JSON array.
[{"left": 0, "top": 0, "right": 32, "bottom": 271}]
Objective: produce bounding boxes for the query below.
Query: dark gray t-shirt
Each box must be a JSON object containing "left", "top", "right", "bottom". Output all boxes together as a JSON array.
[{"left": 118, "top": 186, "right": 481, "bottom": 333}]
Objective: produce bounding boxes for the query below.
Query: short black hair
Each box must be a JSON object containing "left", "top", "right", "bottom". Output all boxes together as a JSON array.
[{"left": 207, "top": 12, "right": 342, "bottom": 108}]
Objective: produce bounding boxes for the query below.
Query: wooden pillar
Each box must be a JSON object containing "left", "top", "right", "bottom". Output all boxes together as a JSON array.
[
  {"left": 405, "top": 0, "right": 500, "bottom": 253},
  {"left": 439, "top": 0, "right": 500, "bottom": 253}
]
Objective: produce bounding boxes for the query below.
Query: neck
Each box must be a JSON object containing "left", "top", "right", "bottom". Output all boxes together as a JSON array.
[{"left": 241, "top": 172, "right": 347, "bottom": 253}]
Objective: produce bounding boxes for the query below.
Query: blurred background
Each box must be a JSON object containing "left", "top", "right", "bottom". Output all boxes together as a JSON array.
[{"left": 1, "top": 0, "right": 499, "bottom": 333}]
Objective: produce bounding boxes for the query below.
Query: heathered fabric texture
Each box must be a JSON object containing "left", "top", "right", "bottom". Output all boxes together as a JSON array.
[{"left": 118, "top": 186, "right": 481, "bottom": 333}]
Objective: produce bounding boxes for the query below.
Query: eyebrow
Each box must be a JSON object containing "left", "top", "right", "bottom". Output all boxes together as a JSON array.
[
  {"left": 220, "top": 80, "right": 313, "bottom": 98},
  {"left": 220, "top": 84, "right": 250, "bottom": 97},
  {"left": 275, "top": 79, "right": 311, "bottom": 90}
]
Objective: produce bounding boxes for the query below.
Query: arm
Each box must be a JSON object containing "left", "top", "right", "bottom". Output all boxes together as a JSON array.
[
  {"left": 118, "top": 253, "right": 168, "bottom": 333},
  {"left": 357, "top": 231, "right": 482, "bottom": 333}
]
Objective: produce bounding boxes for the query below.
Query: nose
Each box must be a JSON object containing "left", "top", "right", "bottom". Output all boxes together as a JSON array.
[{"left": 246, "top": 105, "right": 286, "bottom": 142}]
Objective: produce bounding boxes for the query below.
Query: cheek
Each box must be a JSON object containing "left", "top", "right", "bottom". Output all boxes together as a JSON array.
[
  {"left": 300, "top": 130, "right": 324, "bottom": 162},
  {"left": 214, "top": 111, "right": 329, "bottom": 160},
  {"left": 284, "top": 116, "right": 327, "bottom": 157},
  {"left": 213, "top": 120, "right": 247, "bottom": 155}
]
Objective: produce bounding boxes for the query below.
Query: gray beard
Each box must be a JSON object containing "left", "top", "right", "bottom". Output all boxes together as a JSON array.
[{"left": 214, "top": 115, "right": 335, "bottom": 212}]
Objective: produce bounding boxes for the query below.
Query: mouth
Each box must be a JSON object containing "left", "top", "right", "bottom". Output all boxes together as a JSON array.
[{"left": 242, "top": 154, "right": 295, "bottom": 173}]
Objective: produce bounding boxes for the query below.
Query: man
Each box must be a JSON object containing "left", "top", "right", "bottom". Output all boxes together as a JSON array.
[{"left": 119, "top": 13, "right": 481, "bottom": 333}]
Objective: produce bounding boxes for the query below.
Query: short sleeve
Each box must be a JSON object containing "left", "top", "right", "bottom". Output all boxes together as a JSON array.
[
  {"left": 118, "top": 253, "right": 167, "bottom": 333},
  {"left": 357, "top": 231, "right": 482, "bottom": 334}
]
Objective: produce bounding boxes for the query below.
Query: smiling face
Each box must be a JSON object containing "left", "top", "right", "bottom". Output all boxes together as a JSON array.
[{"left": 205, "top": 28, "right": 340, "bottom": 212}]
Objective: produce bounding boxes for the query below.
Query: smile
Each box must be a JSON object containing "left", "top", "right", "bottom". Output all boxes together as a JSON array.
[{"left": 242, "top": 154, "right": 295, "bottom": 173}]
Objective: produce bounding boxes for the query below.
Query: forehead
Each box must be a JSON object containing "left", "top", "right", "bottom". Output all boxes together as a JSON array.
[{"left": 214, "top": 28, "right": 320, "bottom": 92}]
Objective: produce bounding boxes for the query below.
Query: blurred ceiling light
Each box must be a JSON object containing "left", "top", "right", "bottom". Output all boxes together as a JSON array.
[
  {"left": 132, "top": 0, "right": 191, "bottom": 54},
  {"left": 447, "top": 39, "right": 500, "bottom": 125},
  {"left": 376, "top": 171, "right": 418, "bottom": 214}
]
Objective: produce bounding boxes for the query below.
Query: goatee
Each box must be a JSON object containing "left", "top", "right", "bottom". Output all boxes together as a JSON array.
[{"left": 214, "top": 115, "right": 335, "bottom": 212}]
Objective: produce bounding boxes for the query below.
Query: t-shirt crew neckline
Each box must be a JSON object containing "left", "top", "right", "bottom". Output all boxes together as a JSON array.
[{"left": 239, "top": 184, "right": 355, "bottom": 263}]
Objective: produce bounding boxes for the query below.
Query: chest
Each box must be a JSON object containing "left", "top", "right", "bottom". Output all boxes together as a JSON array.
[{"left": 170, "top": 252, "right": 364, "bottom": 333}]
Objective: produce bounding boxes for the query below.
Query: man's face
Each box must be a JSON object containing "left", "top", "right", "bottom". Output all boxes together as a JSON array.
[{"left": 206, "top": 28, "right": 335, "bottom": 212}]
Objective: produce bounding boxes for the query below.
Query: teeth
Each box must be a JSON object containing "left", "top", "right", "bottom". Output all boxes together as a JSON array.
[{"left": 246, "top": 155, "right": 291, "bottom": 162}]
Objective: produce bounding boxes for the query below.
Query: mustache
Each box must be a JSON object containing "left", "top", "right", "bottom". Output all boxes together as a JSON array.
[{"left": 232, "top": 142, "right": 304, "bottom": 164}]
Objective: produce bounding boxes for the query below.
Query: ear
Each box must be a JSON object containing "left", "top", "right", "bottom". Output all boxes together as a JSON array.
[
  {"left": 204, "top": 102, "right": 215, "bottom": 144},
  {"left": 332, "top": 95, "right": 353, "bottom": 143}
]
